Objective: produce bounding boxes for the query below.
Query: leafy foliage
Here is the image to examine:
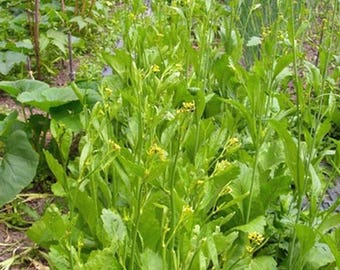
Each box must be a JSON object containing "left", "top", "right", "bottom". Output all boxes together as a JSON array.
[{"left": 1, "top": 0, "right": 339, "bottom": 269}]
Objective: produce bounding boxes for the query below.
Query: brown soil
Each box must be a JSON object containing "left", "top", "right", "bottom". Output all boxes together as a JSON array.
[{"left": 0, "top": 196, "right": 50, "bottom": 269}]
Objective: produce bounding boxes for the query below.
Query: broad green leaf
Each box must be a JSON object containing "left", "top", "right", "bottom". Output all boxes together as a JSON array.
[
  {"left": 139, "top": 193, "right": 163, "bottom": 250},
  {"left": 49, "top": 101, "right": 83, "bottom": 132},
  {"left": 235, "top": 216, "right": 266, "bottom": 234},
  {"left": 83, "top": 248, "right": 120, "bottom": 270},
  {"left": 0, "top": 51, "right": 26, "bottom": 75},
  {"left": 17, "top": 86, "right": 78, "bottom": 111},
  {"left": 250, "top": 256, "right": 277, "bottom": 270},
  {"left": 70, "top": 16, "right": 88, "bottom": 30},
  {"left": 223, "top": 99, "right": 256, "bottom": 145},
  {"left": 304, "top": 243, "right": 335, "bottom": 269},
  {"left": 48, "top": 246, "right": 71, "bottom": 270},
  {"left": 0, "top": 79, "right": 49, "bottom": 97},
  {"left": 15, "top": 39, "right": 33, "bottom": 49},
  {"left": 46, "top": 29, "right": 67, "bottom": 54},
  {"left": 318, "top": 213, "right": 340, "bottom": 234},
  {"left": 260, "top": 175, "right": 291, "bottom": 207},
  {"left": 319, "top": 232, "right": 340, "bottom": 269},
  {"left": 101, "top": 209, "right": 127, "bottom": 243},
  {"left": 102, "top": 50, "right": 132, "bottom": 80},
  {"left": 269, "top": 120, "right": 304, "bottom": 194},
  {"left": 27, "top": 204, "right": 67, "bottom": 248},
  {"left": 273, "top": 53, "right": 293, "bottom": 80},
  {"left": 141, "top": 249, "right": 163, "bottom": 270},
  {"left": 0, "top": 111, "right": 18, "bottom": 137},
  {"left": 296, "top": 224, "right": 316, "bottom": 257},
  {"left": 44, "top": 150, "right": 67, "bottom": 192},
  {"left": 0, "top": 130, "right": 39, "bottom": 207}
]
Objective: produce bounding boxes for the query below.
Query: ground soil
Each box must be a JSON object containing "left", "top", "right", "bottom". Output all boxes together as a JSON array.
[{"left": 0, "top": 197, "right": 50, "bottom": 269}]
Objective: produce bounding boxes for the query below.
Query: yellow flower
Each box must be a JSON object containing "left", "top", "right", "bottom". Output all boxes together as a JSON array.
[
  {"left": 215, "top": 160, "right": 231, "bottom": 173},
  {"left": 227, "top": 137, "right": 239, "bottom": 146},
  {"left": 108, "top": 140, "right": 121, "bottom": 151},
  {"left": 176, "top": 101, "right": 195, "bottom": 113},
  {"left": 104, "top": 87, "right": 113, "bottom": 97},
  {"left": 151, "top": 64, "right": 160, "bottom": 72},
  {"left": 147, "top": 143, "right": 167, "bottom": 161},
  {"left": 175, "top": 63, "right": 183, "bottom": 71},
  {"left": 246, "top": 245, "right": 254, "bottom": 253},
  {"left": 128, "top": 13, "right": 136, "bottom": 21},
  {"left": 248, "top": 232, "right": 264, "bottom": 245},
  {"left": 220, "top": 185, "right": 232, "bottom": 195},
  {"left": 181, "top": 205, "right": 194, "bottom": 218}
]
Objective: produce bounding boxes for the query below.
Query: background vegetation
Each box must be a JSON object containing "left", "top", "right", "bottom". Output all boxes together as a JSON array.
[{"left": 0, "top": 0, "right": 339, "bottom": 269}]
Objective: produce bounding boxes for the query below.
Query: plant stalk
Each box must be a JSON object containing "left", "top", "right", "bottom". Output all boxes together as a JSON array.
[{"left": 33, "top": 0, "right": 41, "bottom": 80}]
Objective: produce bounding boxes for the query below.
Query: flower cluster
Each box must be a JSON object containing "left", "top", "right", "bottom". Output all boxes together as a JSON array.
[
  {"left": 215, "top": 160, "right": 231, "bottom": 173},
  {"left": 147, "top": 143, "right": 167, "bottom": 161},
  {"left": 108, "top": 140, "right": 121, "bottom": 151},
  {"left": 246, "top": 232, "right": 265, "bottom": 253},
  {"left": 176, "top": 101, "right": 195, "bottom": 113},
  {"left": 151, "top": 64, "right": 160, "bottom": 73},
  {"left": 248, "top": 231, "right": 265, "bottom": 245}
]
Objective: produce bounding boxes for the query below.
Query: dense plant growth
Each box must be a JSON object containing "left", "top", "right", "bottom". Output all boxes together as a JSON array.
[{"left": 0, "top": 0, "right": 339, "bottom": 269}]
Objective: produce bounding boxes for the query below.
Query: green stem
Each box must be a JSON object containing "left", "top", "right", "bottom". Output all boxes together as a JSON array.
[
  {"left": 245, "top": 144, "right": 259, "bottom": 223},
  {"left": 288, "top": 0, "right": 303, "bottom": 266},
  {"left": 129, "top": 181, "right": 143, "bottom": 270}
]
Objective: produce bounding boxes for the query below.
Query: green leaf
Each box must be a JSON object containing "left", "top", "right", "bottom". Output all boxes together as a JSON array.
[
  {"left": 0, "top": 130, "right": 39, "bottom": 207},
  {"left": 0, "top": 111, "right": 18, "bottom": 137},
  {"left": 0, "top": 79, "right": 49, "bottom": 97},
  {"left": 46, "top": 29, "right": 67, "bottom": 54},
  {"left": 83, "top": 248, "right": 120, "bottom": 270},
  {"left": 17, "top": 86, "right": 78, "bottom": 111},
  {"left": 102, "top": 50, "right": 132, "bottom": 80},
  {"left": 235, "top": 216, "right": 266, "bottom": 234},
  {"left": 141, "top": 249, "right": 163, "bottom": 270},
  {"left": 27, "top": 204, "right": 67, "bottom": 248},
  {"left": 273, "top": 53, "right": 293, "bottom": 80},
  {"left": 101, "top": 209, "right": 127, "bottom": 243},
  {"left": 207, "top": 236, "right": 220, "bottom": 269},
  {"left": 296, "top": 224, "right": 316, "bottom": 257},
  {"left": 44, "top": 150, "right": 67, "bottom": 193},
  {"left": 0, "top": 51, "right": 26, "bottom": 75},
  {"left": 70, "top": 16, "right": 88, "bottom": 30},
  {"left": 318, "top": 213, "right": 340, "bottom": 234},
  {"left": 246, "top": 36, "right": 262, "bottom": 47},
  {"left": 48, "top": 246, "right": 71, "bottom": 270},
  {"left": 15, "top": 39, "right": 33, "bottom": 49},
  {"left": 304, "top": 243, "right": 335, "bottom": 269},
  {"left": 319, "top": 232, "right": 340, "bottom": 269},
  {"left": 250, "top": 256, "right": 277, "bottom": 270},
  {"left": 223, "top": 99, "right": 256, "bottom": 144},
  {"left": 269, "top": 120, "right": 304, "bottom": 194}
]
